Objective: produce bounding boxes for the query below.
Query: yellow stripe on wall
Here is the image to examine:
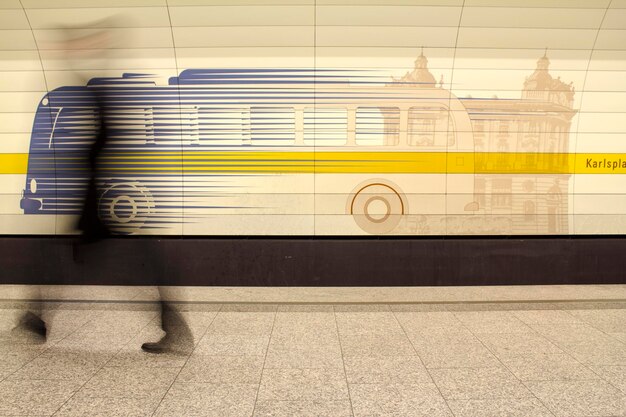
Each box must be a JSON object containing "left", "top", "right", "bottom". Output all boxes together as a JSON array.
[
  {"left": 3, "top": 152, "right": 626, "bottom": 175},
  {"left": 0, "top": 154, "right": 28, "bottom": 174}
]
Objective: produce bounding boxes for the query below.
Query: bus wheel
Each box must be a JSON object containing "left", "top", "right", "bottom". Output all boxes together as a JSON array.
[
  {"left": 98, "top": 182, "right": 154, "bottom": 234},
  {"left": 349, "top": 181, "right": 406, "bottom": 234}
]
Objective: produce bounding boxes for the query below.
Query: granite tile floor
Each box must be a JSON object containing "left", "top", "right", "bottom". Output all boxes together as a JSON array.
[{"left": 0, "top": 286, "right": 624, "bottom": 416}]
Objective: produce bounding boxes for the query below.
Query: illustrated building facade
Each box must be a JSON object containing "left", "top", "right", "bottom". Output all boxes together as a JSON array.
[
  {"left": 462, "top": 53, "right": 576, "bottom": 234},
  {"left": 393, "top": 53, "right": 576, "bottom": 234}
]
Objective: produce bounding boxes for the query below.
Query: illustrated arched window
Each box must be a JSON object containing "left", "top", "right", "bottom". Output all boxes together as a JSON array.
[
  {"left": 199, "top": 107, "right": 247, "bottom": 146},
  {"left": 304, "top": 108, "right": 347, "bottom": 146},
  {"left": 356, "top": 107, "right": 400, "bottom": 146},
  {"left": 250, "top": 107, "right": 295, "bottom": 146},
  {"left": 408, "top": 106, "right": 454, "bottom": 147},
  {"left": 524, "top": 200, "right": 535, "bottom": 222},
  {"left": 492, "top": 179, "right": 512, "bottom": 208}
]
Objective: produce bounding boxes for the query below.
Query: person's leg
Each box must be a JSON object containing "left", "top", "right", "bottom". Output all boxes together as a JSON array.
[
  {"left": 141, "top": 239, "right": 193, "bottom": 354},
  {"left": 13, "top": 283, "right": 46, "bottom": 343}
]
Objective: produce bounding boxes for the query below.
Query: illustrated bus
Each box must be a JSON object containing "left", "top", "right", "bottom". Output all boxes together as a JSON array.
[{"left": 19, "top": 65, "right": 479, "bottom": 235}]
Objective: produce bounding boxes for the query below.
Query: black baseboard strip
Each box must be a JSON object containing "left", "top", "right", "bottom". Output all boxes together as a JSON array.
[{"left": 0, "top": 237, "right": 625, "bottom": 286}]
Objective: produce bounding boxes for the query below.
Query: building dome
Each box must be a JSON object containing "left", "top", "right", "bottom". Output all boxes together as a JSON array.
[
  {"left": 524, "top": 53, "right": 553, "bottom": 90},
  {"left": 522, "top": 51, "right": 575, "bottom": 107},
  {"left": 391, "top": 50, "right": 437, "bottom": 87}
]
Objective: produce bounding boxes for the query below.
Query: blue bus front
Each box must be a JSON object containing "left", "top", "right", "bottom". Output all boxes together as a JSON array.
[{"left": 20, "top": 87, "right": 97, "bottom": 216}]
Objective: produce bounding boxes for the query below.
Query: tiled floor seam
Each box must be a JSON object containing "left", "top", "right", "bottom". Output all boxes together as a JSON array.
[
  {"left": 1, "top": 309, "right": 101, "bottom": 385},
  {"left": 148, "top": 303, "right": 223, "bottom": 417},
  {"left": 389, "top": 309, "right": 457, "bottom": 417},
  {"left": 557, "top": 311, "right": 626, "bottom": 394},
  {"left": 456, "top": 314, "right": 560, "bottom": 417},
  {"left": 250, "top": 305, "right": 278, "bottom": 417},
  {"left": 3, "top": 300, "right": 626, "bottom": 308},
  {"left": 48, "top": 311, "right": 160, "bottom": 417},
  {"left": 333, "top": 305, "right": 356, "bottom": 417}
]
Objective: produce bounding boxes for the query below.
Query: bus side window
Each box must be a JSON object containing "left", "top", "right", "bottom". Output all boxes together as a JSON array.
[
  {"left": 408, "top": 106, "right": 455, "bottom": 147},
  {"left": 356, "top": 107, "right": 400, "bottom": 146},
  {"left": 304, "top": 108, "right": 348, "bottom": 146},
  {"left": 181, "top": 106, "right": 199, "bottom": 146},
  {"left": 250, "top": 107, "right": 295, "bottom": 146},
  {"left": 151, "top": 107, "right": 184, "bottom": 146},
  {"left": 105, "top": 106, "right": 160, "bottom": 147},
  {"left": 198, "top": 107, "right": 245, "bottom": 146}
]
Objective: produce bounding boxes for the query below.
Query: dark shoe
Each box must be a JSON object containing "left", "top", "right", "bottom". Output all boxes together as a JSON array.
[
  {"left": 141, "top": 303, "right": 194, "bottom": 355},
  {"left": 13, "top": 311, "right": 47, "bottom": 343},
  {"left": 141, "top": 334, "right": 192, "bottom": 355},
  {"left": 141, "top": 341, "right": 169, "bottom": 354}
]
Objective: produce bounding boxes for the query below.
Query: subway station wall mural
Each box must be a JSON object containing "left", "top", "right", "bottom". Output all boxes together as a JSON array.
[{"left": 0, "top": 0, "right": 625, "bottom": 236}]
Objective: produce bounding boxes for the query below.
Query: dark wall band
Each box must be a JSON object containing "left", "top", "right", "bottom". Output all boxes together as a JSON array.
[{"left": 0, "top": 237, "right": 625, "bottom": 286}]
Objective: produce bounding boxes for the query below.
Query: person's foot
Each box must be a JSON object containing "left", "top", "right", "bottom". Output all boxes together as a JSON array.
[
  {"left": 141, "top": 341, "right": 169, "bottom": 354},
  {"left": 12, "top": 311, "right": 47, "bottom": 343},
  {"left": 141, "top": 334, "right": 192, "bottom": 355}
]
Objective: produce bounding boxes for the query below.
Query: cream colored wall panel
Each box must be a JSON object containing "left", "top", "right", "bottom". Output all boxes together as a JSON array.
[
  {"left": 314, "top": 215, "right": 365, "bottom": 235},
  {"left": 180, "top": 215, "right": 314, "bottom": 235},
  {"left": 0, "top": 71, "right": 46, "bottom": 92},
  {"left": 575, "top": 134, "right": 626, "bottom": 153},
  {"left": 316, "top": 47, "right": 454, "bottom": 67},
  {"left": 574, "top": 195, "right": 626, "bottom": 214},
  {"left": 610, "top": 0, "right": 626, "bottom": 8},
  {"left": 316, "top": 5, "right": 460, "bottom": 27},
  {"left": 0, "top": 194, "right": 23, "bottom": 215},
  {"left": 0, "top": 113, "right": 34, "bottom": 134},
  {"left": 315, "top": 174, "right": 446, "bottom": 194},
  {"left": 39, "top": 48, "right": 176, "bottom": 70},
  {"left": 453, "top": 88, "right": 546, "bottom": 98},
  {"left": 183, "top": 195, "right": 313, "bottom": 215},
  {"left": 461, "top": 7, "right": 603, "bottom": 29},
  {"left": 465, "top": 0, "right": 608, "bottom": 8},
  {"left": 202, "top": 176, "right": 313, "bottom": 196},
  {"left": 579, "top": 92, "right": 626, "bottom": 112},
  {"left": 317, "top": 0, "right": 462, "bottom": 5},
  {"left": 0, "top": 30, "right": 36, "bottom": 50},
  {"left": 173, "top": 27, "right": 314, "bottom": 48},
  {"left": 602, "top": 9, "right": 626, "bottom": 29},
  {"left": 0, "top": 133, "right": 31, "bottom": 153},
  {"left": 317, "top": 27, "right": 458, "bottom": 47},
  {"left": 34, "top": 28, "right": 173, "bottom": 50},
  {"left": 0, "top": 0, "right": 20, "bottom": 9},
  {"left": 0, "top": 9, "right": 29, "bottom": 29},
  {"left": 451, "top": 69, "right": 585, "bottom": 96},
  {"left": 457, "top": 28, "right": 597, "bottom": 50},
  {"left": 0, "top": 51, "right": 41, "bottom": 71},
  {"left": 588, "top": 51, "right": 626, "bottom": 70},
  {"left": 577, "top": 113, "right": 626, "bottom": 133},
  {"left": 453, "top": 48, "right": 589, "bottom": 70},
  {"left": 26, "top": 7, "right": 170, "bottom": 29},
  {"left": 574, "top": 175, "right": 626, "bottom": 194},
  {"left": 574, "top": 215, "right": 626, "bottom": 234},
  {"left": 21, "top": 0, "right": 166, "bottom": 7},
  {"left": 169, "top": 0, "right": 311, "bottom": 4},
  {"left": 0, "top": 215, "right": 55, "bottom": 235},
  {"left": 0, "top": 177, "right": 25, "bottom": 195},
  {"left": 176, "top": 47, "right": 314, "bottom": 69},
  {"left": 583, "top": 71, "right": 626, "bottom": 91},
  {"left": 595, "top": 30, "right": 626, "bottom": 50},
  {"left": 169, "top": 5, "right": 313, "bottom": 27},
  {"left": 0, "top": 92, "right": 43, "bottom": 113},
  {"left": 44, "top": 69, "right": 178, "bottom": 90}
]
